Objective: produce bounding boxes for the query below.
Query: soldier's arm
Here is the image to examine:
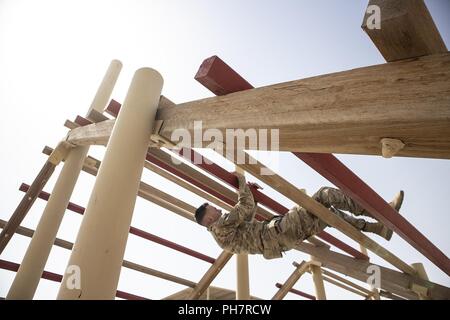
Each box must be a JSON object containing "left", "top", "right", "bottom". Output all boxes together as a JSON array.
[{"left": 232, "top": 172, "right": 256, "bottom": 222}]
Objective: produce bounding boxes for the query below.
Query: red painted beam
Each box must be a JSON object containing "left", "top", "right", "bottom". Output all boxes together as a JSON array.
[
  {"left": 193, "top": 56, "right": 368, "bottom": 261},
  {"left": 195, "top": 55, "right": 254, "bottom": 96},
  {"left": 19, "top": 184, "right": 215, "bottom": 264},
  {"left": 275, "top": 282, "right": 316, "bottom": 300},
  {"left": 293, "top": 152, "right": 450, "bottom": 276},
  {"left": 0, "top": 259, "right": 148, "bottom": 300},
  {"left": 128, "top": 226, "right": 215, "bottom": 264},
  {"left": 20, "top": 183, "right": 85, "bottom": 214},
  {"left": 103, "top": 103, "right": 367, "bottom": 261}
]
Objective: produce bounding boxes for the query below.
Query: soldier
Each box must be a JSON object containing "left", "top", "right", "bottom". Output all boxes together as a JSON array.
[{"left": 195, "top": 172, "right": 404, "bottom": 259}]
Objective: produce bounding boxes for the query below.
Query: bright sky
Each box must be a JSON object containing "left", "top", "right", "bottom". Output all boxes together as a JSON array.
[{"left": 1, "top": 0, "right": 449, "bottom": 300}]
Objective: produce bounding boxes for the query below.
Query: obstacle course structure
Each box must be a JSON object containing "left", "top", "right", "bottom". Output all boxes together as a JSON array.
[{"left": 1, "top": 0, "right": 449, "bottom": 300}]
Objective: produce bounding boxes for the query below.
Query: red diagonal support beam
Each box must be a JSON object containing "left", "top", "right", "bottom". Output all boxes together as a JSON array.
[
  {"left": 103, "top": 103, "right": 367, "bottom": 261},
  {"left": 292, "top": 153, "right": 450, "bottom": 276},
  {"left": 0, "top": 259, "right": 148, "bottom": 300},
  {"left": 193, "top": 56, "right": 367, "bottom": 261},
  {"left": 194, "top": 55, "right": 449, "bottom": 276},
  {"left": 275, "top": 282, "right": 316, "bottom": 300},
  {"left": 19, "top": 183, "right": 215, "bottom": 264}
]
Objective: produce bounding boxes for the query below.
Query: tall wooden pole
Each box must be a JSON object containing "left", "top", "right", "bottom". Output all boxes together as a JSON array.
[
  {"left": 57, "top": 67, "right": 163, "bottom": 299},
  {"left": 6, "top": 60, "right": 122, "bottom": 300},
  {"left": 235, "top": 166, "right": 250, "bottom": 300},
  {"left": 310, "top": 256, "right": 326, "bottom": 300}
]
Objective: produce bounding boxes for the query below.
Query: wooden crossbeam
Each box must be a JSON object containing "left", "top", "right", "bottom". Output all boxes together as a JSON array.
[
  {"left": 320, "top": 269, "right": 373, "bottom": 296},
  {"left": 322, "top": 274, "right": 368, "bottom": 299},
  {"left": 362, "top": 0, "right": 447, "bottom": 62},
  {"left": 306, "top": 267, "right": 371, "bottom": 299},
  {"left": 272, "top": 261, "right": 310, "bottom": 300},
  {"left": 65, "top": 54, "right": 450, "bottom": 159},
  {"left": 0, "top": 219, "right": 197, "bottom": 288},
  {"left": 296, "top": 241, "right": 450, "bottom": 300}
]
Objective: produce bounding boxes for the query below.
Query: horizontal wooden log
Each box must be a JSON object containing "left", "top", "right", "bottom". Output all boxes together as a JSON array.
[{"left": 67, "top": 53, "right": 450, "bottom": 159}]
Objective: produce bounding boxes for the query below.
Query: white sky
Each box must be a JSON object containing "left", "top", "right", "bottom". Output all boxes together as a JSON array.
[{"left": 0, "top": 0, "right": 449, "bottom": 300}]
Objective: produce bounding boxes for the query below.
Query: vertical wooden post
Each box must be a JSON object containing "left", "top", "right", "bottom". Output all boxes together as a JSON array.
[
  {"left": 235, "top": 166, "right": 250, "bottom": 300},
  {"left": 310, "top": 256, "right": 326, "bottom": 300},
  {"left": 411, "top": 262, "right": 430, "bottom": 300},
  {"left": 6, "top": 60, "right": 122, "bottom": 300},
  {"left": 57, "top": 67, "right": 163, "bottom": 299}
]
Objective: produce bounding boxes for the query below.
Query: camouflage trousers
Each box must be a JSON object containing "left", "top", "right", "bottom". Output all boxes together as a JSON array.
[{"left": 274, "top": 186, "right": 371, "bottom": 250}]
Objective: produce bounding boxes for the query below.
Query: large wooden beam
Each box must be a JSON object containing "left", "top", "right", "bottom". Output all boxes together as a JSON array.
[
  {"left": 67, "top": 53, "right": 450, "bottom": 159},
  {"left": 362, "top": 0, "right": 447, "bottom": 61},
  {"left": 161, "top": 53, "right": 450, "bottom": 158}
]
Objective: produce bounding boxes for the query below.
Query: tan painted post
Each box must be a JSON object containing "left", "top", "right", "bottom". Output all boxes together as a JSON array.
[
  {"left": 6, "top": 60, "right": 122, "bottom": 300},
  {"left": 310, "top": 256, "right": 326, "bottom": 300},
  {"left": 235, "top": 166, "right": 250, "bottom": 300},
  {"left": 57, "top": 67, "right": 163, "bottom": 299},
  {"left": 236, "top": 252, "right": 250, "bottom": 299},
  {"left": 411, "top": 262, "right": 430, "bottom": 300}
]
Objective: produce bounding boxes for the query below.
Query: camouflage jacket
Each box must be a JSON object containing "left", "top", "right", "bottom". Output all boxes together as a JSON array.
[{"left": 207, "top": 174, "right": 284, "bottom": 259}]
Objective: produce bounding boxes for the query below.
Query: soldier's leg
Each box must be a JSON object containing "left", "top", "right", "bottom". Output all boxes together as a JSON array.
[
  {"left": 276, "top": 206, "right": 322, "bottom": 247},
  {"left": 312, "top": 187, "right": 373, "bottom": 218},
  {"left": 331, "top": 207, "right": 367, "bottom": 230}
]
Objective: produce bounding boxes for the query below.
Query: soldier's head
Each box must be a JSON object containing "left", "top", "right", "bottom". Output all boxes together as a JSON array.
[{"left": 195, "top": 203, "right": 222, "bottom": 227}]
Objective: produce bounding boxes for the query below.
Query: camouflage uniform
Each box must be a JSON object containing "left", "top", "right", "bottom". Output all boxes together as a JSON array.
[{"left": 208, "top": 176, "right": 369, "bottom": 260}]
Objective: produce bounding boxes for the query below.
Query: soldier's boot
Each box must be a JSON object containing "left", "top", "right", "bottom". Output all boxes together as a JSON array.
[
  {"left": 389, "top": 190, "right": 404, "bottom": 212},
  {"left": 363, "top": 191, "right": 404, "bottom": 240},
  {"left": 362, "top": 221, "right": 393, "bottom": 241},
  {"left": 360, "top": 190, "right": 404, "bottom": 220}
]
